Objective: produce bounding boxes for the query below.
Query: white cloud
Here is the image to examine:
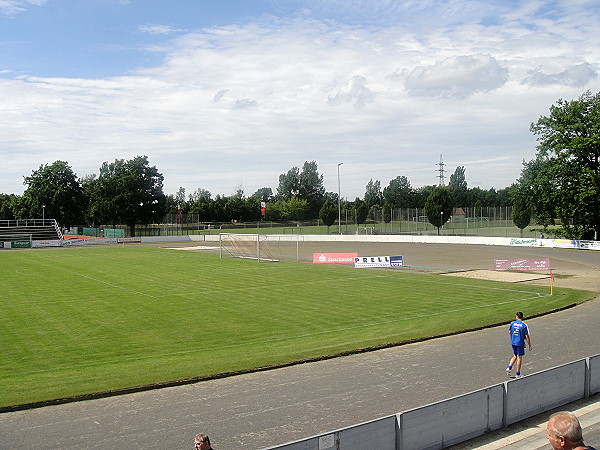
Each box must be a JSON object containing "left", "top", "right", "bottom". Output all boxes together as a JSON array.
[
  {"left": 404, "top": 54, "right": 509, "bottom": 98},
  {"left": 138, "top": 24, "right": 184, "bottom": 35},
  {"left": 0, "top": 0, "right": 45, "bottom": 16},
  {"left": 524, "top": 63, "right": 598, "bottom": 88}
]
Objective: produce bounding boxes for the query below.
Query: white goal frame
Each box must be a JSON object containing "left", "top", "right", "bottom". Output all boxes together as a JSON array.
[{"left": 219, "top": 233, "right": 279, "bottom": 262}]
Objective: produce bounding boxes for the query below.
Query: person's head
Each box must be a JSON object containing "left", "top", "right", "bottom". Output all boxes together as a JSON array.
[
  {"left": 194, "top": 433, "right": 212, "bottom": 450},
  {"left": 546, "top": 412, "right": 584, "bottom": 449},
  {"left": 516, "top": 311, "right": 524, "bottom": 320}
]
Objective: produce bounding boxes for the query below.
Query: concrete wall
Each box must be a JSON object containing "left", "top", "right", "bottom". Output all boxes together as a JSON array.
[
  {"left": 266, "top": 355, "right": 600, "bottom": 450},
  {"left": 397, "top": 385, "right": 504, "bottom": 450},
  {"left": 12, "top": 232, "right": 599, "bottom": 250},
  {"left": 590, "top": 354, "right": 600, "bottom": 396},
  {"left": 504, "top": 360, "right": 586, "bottom": 426}
]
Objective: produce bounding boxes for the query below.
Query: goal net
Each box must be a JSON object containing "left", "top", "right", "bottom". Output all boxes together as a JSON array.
[{"left": 219, "top": 233, "right": 279, "bottom": 262}]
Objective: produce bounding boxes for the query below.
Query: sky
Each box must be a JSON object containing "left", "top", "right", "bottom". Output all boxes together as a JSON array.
[{"left": 1, "top": 0, "right": 599, "bottom": 200}]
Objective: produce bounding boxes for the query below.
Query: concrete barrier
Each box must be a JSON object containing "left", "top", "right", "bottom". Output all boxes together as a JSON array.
[
  {"left": 267, "top": 356, "right": 598, "bottom": 449},
  {"left": 504, "top": 360, "right": 587, "bottom": 426},
  {"left": 266, "top": 415, "right": 397, "bottom": 450},
  {"left": 590, "top": 354, "right": 600, "bottom": 395},
  {"left": 397, "top": 385, "right": 504, "bottom": 450}
]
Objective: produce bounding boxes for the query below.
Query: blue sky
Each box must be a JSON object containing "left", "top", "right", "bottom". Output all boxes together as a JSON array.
[{"left": 1, "top": 0, "right": 599, "bottom": 200}]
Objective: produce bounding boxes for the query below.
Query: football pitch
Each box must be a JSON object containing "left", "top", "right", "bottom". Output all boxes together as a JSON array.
[{"left": 0, "top": 245, "right": 592, "bottom": 409}]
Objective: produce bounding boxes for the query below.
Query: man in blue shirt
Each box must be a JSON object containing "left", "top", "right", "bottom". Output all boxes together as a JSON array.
[{"left": 506, "top": 311, "right": 532, "bottom": 378}]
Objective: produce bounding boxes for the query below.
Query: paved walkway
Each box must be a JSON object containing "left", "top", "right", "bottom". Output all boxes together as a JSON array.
[
  {"left": 1, "top": 244, "right": 599, "bottom": 449},
  {"left": 448, "top": 394, "right": 600, "bottom": 449}
]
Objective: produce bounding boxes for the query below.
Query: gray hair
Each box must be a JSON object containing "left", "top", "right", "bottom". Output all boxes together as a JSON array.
[{"left": 548, "top": 412, "right": 583, "bottom": 444}]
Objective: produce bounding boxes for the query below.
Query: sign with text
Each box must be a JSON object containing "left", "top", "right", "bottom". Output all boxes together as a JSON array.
[
  {"left": 354, "top": 255, "right": 404, "bottom": 268},
  {"left": 312, "top": 252, "right": 358, "bottom": 264},
  {"left": 494, "top": 258, "right": 550, "bottom": 271}
]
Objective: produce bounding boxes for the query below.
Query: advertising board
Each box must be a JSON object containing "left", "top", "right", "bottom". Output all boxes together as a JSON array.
[
  {"left": 494, "top": 258, "right": 550, "bottom": 271},
  {"left": 354, "top": 256, "right": 403, "bottom": 268},
  {"left": 312, "top": 253, "right": 358, "bottom": 264}
]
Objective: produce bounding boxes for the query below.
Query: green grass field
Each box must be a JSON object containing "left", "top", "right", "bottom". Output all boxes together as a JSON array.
[{"left": 0, "top": 245, "right": 593, "bottom": 408}]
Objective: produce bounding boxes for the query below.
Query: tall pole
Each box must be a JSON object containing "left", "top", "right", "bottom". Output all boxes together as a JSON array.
[{"left": 337, "top": 163, "right": 343, "bottom": 234}]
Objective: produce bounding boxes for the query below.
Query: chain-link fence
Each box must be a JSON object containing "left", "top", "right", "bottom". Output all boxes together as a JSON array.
[{"left": 71, "top": 206, "right": 544, "bottom": 238}]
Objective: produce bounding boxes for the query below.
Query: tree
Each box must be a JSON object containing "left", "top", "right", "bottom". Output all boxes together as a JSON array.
[
  {"left": 319, "top": 198, "right": 337, "bottom": 232},
  {"left": 424, "top": 187, "right": 453, "bottom": 235},
  {"left": 21, "top": 161, "right": 85, "bottom": 227},
  {"left": 0, "top": 193, "right": 18, "bottom": 220},
  {"left": 89, "top": 156, "right": 166, "bottom": 236},
  {"left": 298, "top": 161, "right": 325, "bottom": 218},
  {"left": 383, "top": 176, "right": 412, "bottom": 207},
  {"left": 353, "top": 199, "right": 368, "bottom": 225},
  {"left": 448, "top": 166, "right": 468, "bottom": 207},
  {"left": 527, "top": 90, "right": 600, "bottom": 239},
  {"left": 382, "top": 201, "right": 392, "bottom": 224},
  {"left": 512, "top": 197, "right": 531, "bottom": 238},
  {"left": 283, "top": 196, "right": 309, "bottom": 221},
  {"left": 252, "top": 187, "right": 273, "bottom": 203},
  {"left": 276, "top": 166, "right": 300, "bottom": 199},
  {"left": 364, "top": 179, "right": 382, "bottom": 208}
]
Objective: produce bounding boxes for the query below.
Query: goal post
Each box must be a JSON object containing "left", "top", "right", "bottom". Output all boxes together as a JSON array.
[{"left": 219, "top": 233, "right": 279, "bottom": 262}]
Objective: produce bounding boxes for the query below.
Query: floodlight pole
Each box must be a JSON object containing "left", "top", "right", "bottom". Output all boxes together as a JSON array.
[
  {"left": 42, "top": 205, "right": 45, "bottom": 223},
  {"left": 337, "top": 163, "right": 343, "bottom": 235}
]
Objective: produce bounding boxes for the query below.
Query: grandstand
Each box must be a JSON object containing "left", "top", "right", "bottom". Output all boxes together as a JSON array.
[{"left": 0, "top": 219, "right": 63, "bottom": 242}]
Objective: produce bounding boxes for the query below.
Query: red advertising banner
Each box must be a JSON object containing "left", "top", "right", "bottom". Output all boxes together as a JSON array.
[
  {"left": 313, "top": 253, "right": 358, "bottom": 264},
  {"left": 494, "top": 258, "right": 550, "bottom": 271}
]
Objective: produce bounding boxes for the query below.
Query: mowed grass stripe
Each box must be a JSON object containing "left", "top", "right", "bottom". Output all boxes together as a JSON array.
[{"left": 0, "top": 246, "right": 592, "bottom": 407}]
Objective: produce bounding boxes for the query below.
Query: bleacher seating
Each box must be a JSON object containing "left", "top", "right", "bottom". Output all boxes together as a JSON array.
[{"left": 0, "top": 219, "right": 63, "bottom": 242}]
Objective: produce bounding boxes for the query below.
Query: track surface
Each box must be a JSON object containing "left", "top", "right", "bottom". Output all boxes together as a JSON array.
[{"left": 1, "top": 243, "right": 599, "bottom": 449}]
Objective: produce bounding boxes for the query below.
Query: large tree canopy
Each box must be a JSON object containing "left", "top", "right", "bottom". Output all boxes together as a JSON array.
[
  {"left": 448, "top": 166, "right": 468, "bottom": 207},
  {"left": 21, "top": 160, "right": 85, "bottom": 228},
  {"left": 89, "top": 156, "right": 166, "bottom": 236},
  {"left": 526, "top": 91, "right": 600, "bottom": 240},
  {"left": 424, "top": 186, "right": 453, "bottom": 235}
]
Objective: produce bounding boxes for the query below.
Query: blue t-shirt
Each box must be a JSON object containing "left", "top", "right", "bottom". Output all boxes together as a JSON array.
[{"left": 509, "top": 320, "right": 529, "bottom": 347}]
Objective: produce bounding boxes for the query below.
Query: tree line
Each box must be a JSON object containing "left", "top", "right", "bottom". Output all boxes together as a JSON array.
[{"left": 1, "top": 91, "right": 598, "bottom": 239}]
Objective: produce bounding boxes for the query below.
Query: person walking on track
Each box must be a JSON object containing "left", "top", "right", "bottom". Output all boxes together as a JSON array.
[{"left": 506, "top": 311, "right": 532, "bottom": 378}]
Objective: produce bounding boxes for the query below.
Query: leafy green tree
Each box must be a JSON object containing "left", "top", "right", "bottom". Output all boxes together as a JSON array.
[
  {"left": 319, "top": 198, "right": 337, "bottom": 231},
  {"left": 364, "top": 179, "right": 382, "bottom": 207},
  {"left": 298, "top": 161, "right": 325, "bottom": 218},
  {"left": 527, "top": 91, "right": 600, "bottom": 239},
  {"left": 474, "top": 199, "right": 483, "bottom": 217},
  {"left": 353, "top": 199, "right": 368, "bottom": 225},
  {"left": 424, "top": 186, "right": 453, "bottom": 235},
  {"left": 448, "top": 166, "right": 468, "bottom": 207},
  {"left": 382, "top": 201, "right": 392, "bottom": 224},
  {"left": 90, "top": 156, "right": 166, "bottom": 236},
  {"left": 0, "top": 194, "right": 19, "bottom": 220},
  {"left": 413, "top": 185, "right": 435, "bottom": 208},
  {"left": 383, "top": 176, "right": 412, "bottom": 207},
  {"left": 512, "top": 196, "right": 531, "bottom": 238},
  {"left": 369, "top": 204, "right": 381, "bottom": 221},
  {"left": 190, "top": 188, "right": 212, "bottom": 203},
  {"left": 283, "top": 196, "right": 309, "bottom": 221},
  {"left": 252, "top": 187, "right": 273, "bottom": 202},
  {"left": 21, "top": 160, "right": 85, "bottom": 227},
  {"left": 224, "top": 196, "right": 244, "bottom": 222},
  {"left": 242, "top": 197, "right": 262, "bottom": 222},
  {"left": 276, "top": 166, "right": 300, "bottom": 199},
  {"left": 264, "top": 200, "right": 284, "bottom": 221}
]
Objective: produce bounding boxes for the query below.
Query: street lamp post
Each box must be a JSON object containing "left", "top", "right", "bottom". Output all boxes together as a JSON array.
[
  {"left": 337, "top": 163, "right": 343, "bottom": 235},
  {"left": 42, "top": 205, "right": 45, "bottom": 223}
]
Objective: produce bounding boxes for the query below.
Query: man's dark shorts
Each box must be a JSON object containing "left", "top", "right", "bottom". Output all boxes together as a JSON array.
[{"left": 512, "top": 345, "right": 525, "bottom": 356}]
